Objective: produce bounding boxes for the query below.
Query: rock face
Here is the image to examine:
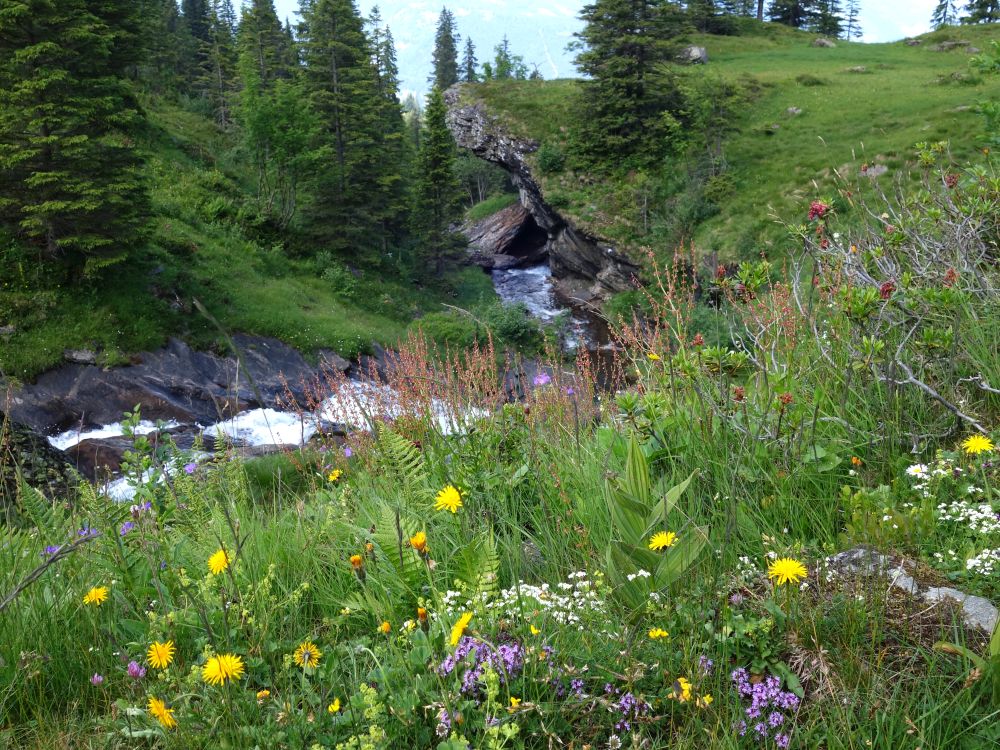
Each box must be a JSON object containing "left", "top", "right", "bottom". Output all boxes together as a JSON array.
[
  {"left": 1, "top": 409, "right": 77, "bottom": 515},
  {"left": 464, "top": 202, "right": 548, "bottom": 270},
  {"left": 445, "top": 85, "right": 639, "bottom": 299},
  {"left": 3, "top": 334, "right": 353, "bottom": 455}
]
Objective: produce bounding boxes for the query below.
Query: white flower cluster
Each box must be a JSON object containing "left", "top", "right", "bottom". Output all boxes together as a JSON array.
[
  {"left": 441, "top": 571, "right": 606, "bottom": 632},
  {"left": 905, "top": 456, "right": 963, "bottom": 499},
  {"left": 936, "top": 500, "right": 1000, "bottom": 536},
  {"left": 966, "top": 548, "right": 1000, "bottom": 576}
]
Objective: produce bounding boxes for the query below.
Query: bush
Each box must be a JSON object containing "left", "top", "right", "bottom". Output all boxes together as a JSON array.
[
  {"left": 536, "top": 141, "right": 567, "bottom": 175},
  {"left": 795, "top": 73, "right": 828, "bottom": 86}
]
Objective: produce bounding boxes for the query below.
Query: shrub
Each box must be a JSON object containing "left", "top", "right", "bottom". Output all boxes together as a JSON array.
[{"left": 536, "top": 141, "right": 567, "bottom": 175}]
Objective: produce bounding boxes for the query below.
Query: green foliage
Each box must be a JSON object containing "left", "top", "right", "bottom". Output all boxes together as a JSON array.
[
  {"left": 430, "top": 7, "right": 459, "bottom": 90},
  {"left": 0, "top": 0, "right": 151, "bottom": 274},
  {"left": 536, "top": 142, "right": 566, "bottom": 175}
]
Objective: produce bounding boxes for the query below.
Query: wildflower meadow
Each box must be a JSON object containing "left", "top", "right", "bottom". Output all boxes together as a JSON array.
[{"left": 3, "top": 156, "right": 1000, "bottom": 749}]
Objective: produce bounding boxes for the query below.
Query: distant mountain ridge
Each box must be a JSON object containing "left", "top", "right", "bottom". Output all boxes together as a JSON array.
[{"left": 274, "top": 0, "right": 585, "bottom": 96}]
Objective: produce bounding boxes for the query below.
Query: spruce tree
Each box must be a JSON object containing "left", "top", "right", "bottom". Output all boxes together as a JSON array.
[
  {"left": 491, "top": 36, "right": 528, "bottom": 80},
  {"left": 300, "top": 0, "right": 382, "bottom": 256},
  {"left": 811, "top": 0, "right": 843, "bottom": 36},
  {"left": 768, "top": 0, "right": 813, "bottom": 27},
  {"left": 205, "top": 3, "right": 238, "bottom": 128},
  {"left": 142, "top": 0, "right": 190, "bottom": 93},
  {"left": 689, "top": 0, "right": 719, "bottom": 31},
  {"left": 962, "top": 1, "right": 1000, "bottom": 23},
  {"left": 932, "top": 1, "right": 959, "bottom": 27},
  {"left": 844, "top": 0, "right": 862, "bottom": 38},
  {"left": 0, "top": 0, "right": 150, "bottom": 273},
  {"left": 573, "top": 0, "right": 688, "bottom": 165},
  {"left": 238, "top": 0, "right": 288, "bottom": 85},
  {"left": 412, "top": 88, "right": 463, "bottom": 277},
  {"left": 462, "top": 37, "right": 478, "bottom": 82},
  {"left": 367, "top": 8, "right": 410, "bottom": 253},
  {"left": 430, "top": 7, "right": 459, "bottom": 90}
]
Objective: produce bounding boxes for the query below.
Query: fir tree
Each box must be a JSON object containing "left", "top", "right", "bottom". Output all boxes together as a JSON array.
[
  {"left": 182, "top": 0, "right": 212, "bottom": 43},
  {"left": 238, "top": 0, "right": 288, "bottom": 85},
  {"left": 962, "top": 0, "right": 1000, "bottom": 23},
  {"left": 931, "top": 1, "right": 959, "bottom": 27},
  {"left": 412, "top": 88, "right": 463, "bottom": 277},
  {"left": 689, "top": 0, "right": 719, "bottom": 31},
  {"left": 462, "top": 37, "right": 478, "bottom": 82},
  {"left": 573, "top": 0, "right": 688, "bottom": 165},
  {"left": 811, "top": 0, "right": 843, "bottom": 36},
  {"left": 0, "top": 0, "right": 150, "bottom": 273},
  {"left": 430, "top": 7, "right": 459, "bottom": 90},
  {"left": 490, "top": 36, "right": 529, "bottom": 80},
  {"left": 768, "top": 0, "right": 813, "bottom": 27},
  {"left": 205, "top": 3, "right": 239, "bottom": 128},
  {"left": 844, "top": 0, "right": 862, "bottom": 38},
  {"left": 300, "top": 0, "right": 382, "bottom": 256}
]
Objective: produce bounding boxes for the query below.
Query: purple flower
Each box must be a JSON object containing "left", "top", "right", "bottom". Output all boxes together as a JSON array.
[
  {"left": 532, "top": 372, "right": 551, "bottom": 387},
  {"left": 127, "top": 660, "right": 146, "bottom": 679},
  {"left": 775, "top": 734, "right": 790, "bottom": 748},
  {"left": 344, "top": 446, "right": 353, "bottom": 458},
  {"left": 730, "top": 592, "right": 745, "bottom": 606},
  {"left": 183, "top": 462, "right": 197, "bottom": 475},
  {"left": 699, "top": 655, "right": 714, "bottom": 675},
  {"left": 41, "top": 545, "right": 62, "bottom": 558},
  {"left": 119, "top": 521, "right": 135, "bottom": 537},
  {"left": 77, "top": 526, "right": 99, "bottom": 538},
  {"left": 565, "top": 386, "right": 575, "bottom": 396},
  {"left": 90, "top": 673, "right": 104, "bottom": 686}
]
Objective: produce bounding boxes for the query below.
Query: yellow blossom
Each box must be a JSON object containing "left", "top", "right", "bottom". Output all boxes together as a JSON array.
[
  {"left": 450, "top": 611, "right": 473, "bottom": 646},
  {"left": 697, "top": 693, "right": 713, "bottom": 708},
  {"left": 378, "top": 620, "right": 391, "bottom": 635},
  {"left": 83, "top": 586, "right": 109, "bottom": 606},
  {"left": 648, "top": 531, "right": 677, "bottom": 552},
  {"left": 434, "top": 485, "right": 463, "bottom": 513},
  {"left": 530, "top": 624, "right": 540, "bottom": 635},
  {"left": 647, "top": 352, "right": 661, "bottom": 361},
  {"left": 509, "top": 697, "right": 521, "bottom": 711},
  {"left": 327, "top": 469, "right": 343, "bottom": 483},
  {"left": 293, "top": 641, "right": 321, "bottom": 669},
  {"left": 648, "top": 628, "right": 669, "bottom": 640},
  {"left": 146, "top": 640, "right": 175, "bottom": 670},
  {"left": 201, "top": 653, "right": 245, "bottom": 686},
  {"left": 208, "top": 549, "right": 230, "bottom": 576},
  {"left": 328, "top": 698, "right": 341, "bottom": 714},
  {"left": 673, "top": 677, "right": 692, "bottom": 702},
  {"left": 409, "top": 530, "right": 428, "bottom": 554},
  {"left": 256, "top": 689, "right": 271, "bottom": 702},
  {"left": 147, "top": 696, "right": 177, "bottom": 729},
  {"left": 767, "top": 557, "right": 808, "bottom": 586},
  {"left": 962, "top": 434, "right": 994, "bottom": 455}
]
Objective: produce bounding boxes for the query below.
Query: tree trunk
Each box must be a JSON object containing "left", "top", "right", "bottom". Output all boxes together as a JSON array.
[{"left": 757, "top": 0, "right": 765, "bottom": 20}]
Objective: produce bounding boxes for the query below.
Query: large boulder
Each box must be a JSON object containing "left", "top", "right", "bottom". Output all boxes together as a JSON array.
[
  {"left": 812, "top": 38, "right": 837, "bottom": 48},
  {"left": 678, "top": 45, "right": 709, "bottom": 64}
]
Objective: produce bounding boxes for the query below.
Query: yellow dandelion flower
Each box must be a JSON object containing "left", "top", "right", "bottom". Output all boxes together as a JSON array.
[
  {"left": 208, "top": 549, "right": 230, "bottom": 576},
  {"left": 648, "top": 627, "right": 669, "bottom": 640},
  {"left": 146, "top": 640, "right": 175, "bottom": 670},
  {"left": 328, "top": 698, "right": 341, "bottom": 714},
  {"left": 82, "top": 586, "right": 109, "bottom": 606},
  {"left": 450, "top": 611, "right": 473, "bottom": 646},
  {"left": 201, "top": 653, "right": 245, "bottom": 686},
  {"left": 434, "top": 485, "right": 463, "bottom": 513},
  {"left": 647, "top": 352, "right": 661, "bottom": 361},
  {"left": 648, "top": 531, "right": 677, "bottom": 552},
  {"left": 378, "top": 620, "right": 391, "bottom": 635},
  {"left": 409, "top": 530, "right": 428, "bottom": 554},
  {"left": 147, "top": 696, "right": 177, "bottom": 729},
  {"left": 327, "top": 469, "right": 343, "bottom": 483},
  {"left": 256, "top": 689, "right": 271, "bottom": 702},
  {"left": 962, "top": 434, "right": 994, "bottom": 455},
  {"left": 767, "top": 557, "right": 808, "bottom": 586},
  {"left": 696, "top": 693, "right": 713, "bottom": 709},
  {"left": 293, "top": 641, "right": 322, "bottom": 669}
]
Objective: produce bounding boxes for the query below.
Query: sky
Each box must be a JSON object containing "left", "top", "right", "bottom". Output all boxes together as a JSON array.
[{"left": 271, "top": 0, "right": 946, "bottom": 93}]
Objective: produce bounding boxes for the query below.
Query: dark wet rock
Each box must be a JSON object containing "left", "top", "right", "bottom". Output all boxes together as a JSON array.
[
  {"left": 445, "top": 85, "right": 639, "bottom": 298},
  {"left": 1, "top": 409, "right": 78, "bottom": 517},
  {"left": 5, "top": 335, "right": 334, "bottom": 437},
  {"left": 464, "top": 202, "right": 549, "bottom": 269}
]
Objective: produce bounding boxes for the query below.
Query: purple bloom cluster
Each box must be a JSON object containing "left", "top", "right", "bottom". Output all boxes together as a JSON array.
[
  {"left": 532, "top": 372, "right": 551, "bottom": 387},
  {"left": 731, "top": 668, "right": 798, "bottom": 748},
  {"left": 698, "top": 655, "right": 715, "bottom": 676},
  {"left": 438, "top": 637, "right": 525, "bottom": 698},
  {"left": 610, "top": 689, "right": 650, "bottom": 733},
  {"left": 40, "top": 544, "right": 62, "bottom": 558},
  {"left": 120, "top": 521, "right": 135, "bottom": 537},
  {"left": 127, "top": 660, "right": 146, "bottom": 679}
]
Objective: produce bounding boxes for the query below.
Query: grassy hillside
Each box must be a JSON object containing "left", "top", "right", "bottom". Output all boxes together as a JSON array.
[
  {"left": 462, "top": 23, "right": 1000, "bottom": 261},
  {"left": 0, "top": 100, "right": 496, "bottom": 382}
]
